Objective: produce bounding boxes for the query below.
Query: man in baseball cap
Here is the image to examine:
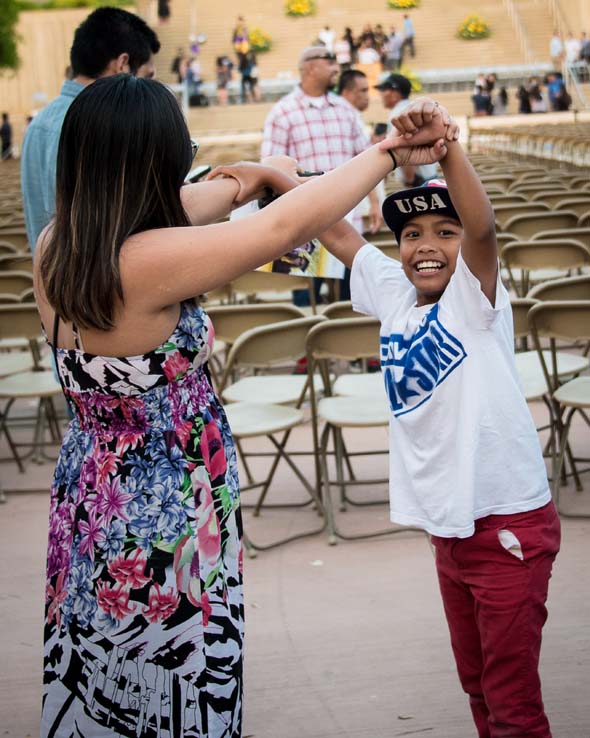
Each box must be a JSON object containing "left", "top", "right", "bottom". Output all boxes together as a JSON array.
[{"left": 376, "top": 73, "right": 438, "bottom": 187}]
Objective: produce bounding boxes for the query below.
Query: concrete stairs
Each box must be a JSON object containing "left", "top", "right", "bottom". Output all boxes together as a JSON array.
[
  {"left": 145, "top": 0, "right": 552, "bottom": 87},
  {"left": 512, "top": 0, "right": 557, "bottom": 63}
]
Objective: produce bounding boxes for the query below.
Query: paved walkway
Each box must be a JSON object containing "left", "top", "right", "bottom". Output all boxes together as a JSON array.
[{"left": 1, "top": 408, "right": 589, "bottom": 737}]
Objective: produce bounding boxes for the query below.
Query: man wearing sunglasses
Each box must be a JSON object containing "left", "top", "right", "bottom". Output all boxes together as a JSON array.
[{"left": 261, "top": 46, "right": 382, "bottom": 299}]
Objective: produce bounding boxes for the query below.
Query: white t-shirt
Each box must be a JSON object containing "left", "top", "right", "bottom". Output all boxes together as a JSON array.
[
  {"left": 357, "top": 47, "right": 381, "bottom": 64},
  {"left": 565, "top": 37, "right": 581, "bottom": 63},
  {"left": 351, "top": 244, "right": 551, "bottom": 538}
]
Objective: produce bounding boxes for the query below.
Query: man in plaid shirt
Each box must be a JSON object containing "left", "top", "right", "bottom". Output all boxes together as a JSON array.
[{"left": 261, "top": 45, "right": 382, "bottom": 293}]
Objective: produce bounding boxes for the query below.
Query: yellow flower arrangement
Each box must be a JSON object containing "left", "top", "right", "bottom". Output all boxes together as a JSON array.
[
  {"left": 388, "top": 0, "right": 418, "bottom": 9},
  {"left": 285, "top": 0, "right": 316, "bottom": 17},
  {"left": 457, "top": 14, "right": 491, "bottom": 39},
  {"left": 249, "top": 28, "right": 272, "bottom": 53}
]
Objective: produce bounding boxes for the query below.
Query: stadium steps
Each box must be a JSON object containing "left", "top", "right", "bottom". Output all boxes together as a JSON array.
[{"left": 144, "top": 0, "right": 554, "bottom": 87}]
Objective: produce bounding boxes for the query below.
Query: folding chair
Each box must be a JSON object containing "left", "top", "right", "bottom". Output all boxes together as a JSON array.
[
  {"left": 528, "top": 274, "right": 590, "bottom": 301},
  {"left": 306, "top": 317, "right": 414, "bottom": 544},
  {"left": 529, "top": 190, "right": 582, "bottom": 207},
  {"left": 531, "top": 227, "right": 590, "bottom": 251},
  {"left": 501, "top": 239, "right": 590, "bottom": 296},
  {"left": 219, "top": 315, "right": 327, "bottom": 549},
  {"left": 578, "top": 212, "right": 590, "bottom": 229},
  {"left": 0, "top": 228, "right": 28, "bottom": 251},
  {"left": 554, "top": 199, "right": 590, "bottom": 219},
  {"left": 0, "top": 254, "right": 33, "bottom": 272},
  {"left": 0, "top": 304, "right": 62, "bottom": 472},
  {"left": 0, "top": 241, "right": 18, "bottom": 256},
  {"left": 494, "top": 202, "right": 549, "bottom": 230},
  {"left": 205, "top": 302, "right": 305, "bottom": 387},
  {"left": 528, "top": 301, "right": 590, "bottom": 516},
  {"left": 503, "top": 211, "right": 579, "bottom": 241}
]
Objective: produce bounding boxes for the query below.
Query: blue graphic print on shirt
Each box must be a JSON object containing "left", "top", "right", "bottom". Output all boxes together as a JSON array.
[{"left": 381, "top": 304, "right": 467, "bottom": 417}]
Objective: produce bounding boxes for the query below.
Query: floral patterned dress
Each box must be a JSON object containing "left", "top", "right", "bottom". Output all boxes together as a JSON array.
[{"left": 42, "top": 301, "right": 243, "bottom": 738}]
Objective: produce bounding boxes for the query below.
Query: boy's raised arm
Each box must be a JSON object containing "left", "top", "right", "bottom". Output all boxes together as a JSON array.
[
  {"left": 439, "top": 142, "right": 498, "bottom": 304},
  {"left": 386, "top": 99, "right": 498, "bottom": 304}
]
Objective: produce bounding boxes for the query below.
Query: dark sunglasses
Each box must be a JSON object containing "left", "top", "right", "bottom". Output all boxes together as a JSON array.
[
  {"left": 305, "top": 53, "right": 337, "bottom": 62},
  {"left": 190, "top": 139, "right": 199, "bottom": 159}
]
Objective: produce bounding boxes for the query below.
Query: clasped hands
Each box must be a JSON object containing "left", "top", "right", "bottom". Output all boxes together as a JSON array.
[
  {"left": 204, "top": 98, "right": 459, "bottom": 207},
  {"left": 381, "top": 97, "right": 460, "bottom": 167}
]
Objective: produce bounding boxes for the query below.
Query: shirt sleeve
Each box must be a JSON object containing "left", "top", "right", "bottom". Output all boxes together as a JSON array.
[
  {"left": 439, "top": 251, "right": 510, "bottom": 330},
  {"left": 350, "top": 243, "right": 410, "bottom": 321},
  {"left": 261, "top": 106, "right": 289, "bottom": 158},
  {"left": 352, "top": 114, "right": 370, "bottom": 156}
]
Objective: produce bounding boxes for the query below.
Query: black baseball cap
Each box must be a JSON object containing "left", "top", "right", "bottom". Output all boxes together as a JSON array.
[
  {"left": 374, "top": 73, "right": 411, "bottom": 97},
  {"left": 382, "top": 179, "right": 461, "bottom": 243}
]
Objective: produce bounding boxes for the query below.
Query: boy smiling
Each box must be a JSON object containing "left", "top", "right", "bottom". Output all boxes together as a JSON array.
[{"left": 322, "top": 98, "right": 559, "bottom": 738}]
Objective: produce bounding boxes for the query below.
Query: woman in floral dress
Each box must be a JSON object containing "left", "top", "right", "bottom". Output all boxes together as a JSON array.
[{"left": 33, "top": 74, "right": 404, "bottom": 737}]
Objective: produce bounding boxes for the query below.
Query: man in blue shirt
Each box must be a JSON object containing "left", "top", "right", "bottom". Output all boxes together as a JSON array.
[
  {"left": 402, "top": 14, "right": 416, "bottom": 59},
  {"left": 21, "top": 8, "right": 160, "bottom": 252}
]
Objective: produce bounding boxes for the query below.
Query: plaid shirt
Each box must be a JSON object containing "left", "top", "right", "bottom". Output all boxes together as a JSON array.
[
  {"left": 261, "top": 86, "right": 369, "bottom": 172},
  {"left": 261, "top": 86, "right": 369, "bottom": 232}
]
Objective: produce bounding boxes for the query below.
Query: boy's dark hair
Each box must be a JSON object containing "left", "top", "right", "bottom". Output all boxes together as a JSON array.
[
  {"left": 337, "top": 69, "right": 366, "bottom": 95},
  {"left": 70, "top": 8, "right": 160, "bottom": 78}
]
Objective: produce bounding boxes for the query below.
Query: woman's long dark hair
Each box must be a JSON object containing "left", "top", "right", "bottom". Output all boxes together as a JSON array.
[{"left": 40, "top": 74, "right": 192, "bottom": 330}]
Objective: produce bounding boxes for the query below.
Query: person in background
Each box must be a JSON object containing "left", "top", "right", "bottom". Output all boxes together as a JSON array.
[
  {"left": 338, "top": 68, "right": 384, "bottom": 297},
  {"left": 374, "top": 23, "right": 388, "bottom": 62},
  {"left": 402, "top": 14, "right": 416, "bottom": 59},
  {"left": 318, "top": 24, "right": 336, "bottom": 53},
  {"left": 21, "top": 7, "right": 160, "bottom": 252},
  {"left": 528, "top": 77, "right": 547, "bottom": 113},
  {"left": 549, "top": 30, "right": 564, "bottom": 69},
  {"left": 334, "top": 32, "right": 352, "bottom": 70},
  {"left": 492, "top": 86, "right": 508, "bottom": 115},
  {"left": 344, "top": 26, "right": 357, "bottom": 63},
  {"left": 564, "top": 32, "right": 581, "bottom": 65},
  {"left": 239, "top": 50, "right": 260, "bottom": 103},
  {"left": 357, "top": 37, "right": 381, "bottom": 65},
  {"left": 516, "top": 85, "right": 532, "bottom": 114},
  {"left": 232, "top": 16, "right": 249, "bottom": 56},
  {"left": 384, "top": 27, "right": 404, "bottom": 71},
  {"left": 216, "top": 55, "right": 233, "bottom": 105},
  {"left": 170, "top": 46, "right": 185, "bottom": 83},
  {"left": 1, "top": 113, "right": 13, "bottom": 160},
  {"left": 375, "top": 72, "right": 437, "bottom": 187},
  {"left": 261, "top": 45, "right": 379, "bottom": 306},
  {"left": 581, "top": 32, "right": 590, "bottom": 66},
  {"left": 471, "top": 85, "right": 491, "bottom": 116}
]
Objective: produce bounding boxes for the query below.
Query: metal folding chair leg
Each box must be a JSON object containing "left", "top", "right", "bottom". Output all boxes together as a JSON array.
[{"left": 553, "top": 407, "right": 590, "bottom": 519}]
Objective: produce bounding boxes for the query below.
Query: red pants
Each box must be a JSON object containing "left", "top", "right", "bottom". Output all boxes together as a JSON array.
[{"left": 432, "top": 502, "right": 560, "bottom": 738}]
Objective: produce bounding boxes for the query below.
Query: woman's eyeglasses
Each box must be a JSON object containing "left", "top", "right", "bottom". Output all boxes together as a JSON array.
[{"left": 190, "top": 139, "right": 199, "bottom": 159}]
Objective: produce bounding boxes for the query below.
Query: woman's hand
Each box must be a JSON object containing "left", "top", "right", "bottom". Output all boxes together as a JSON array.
[
  {"left": 379, "top": 98, "right": 460, "bottom": 167},
  {"left": 205, "top": 162, "right": 280, "bottom": 207}
]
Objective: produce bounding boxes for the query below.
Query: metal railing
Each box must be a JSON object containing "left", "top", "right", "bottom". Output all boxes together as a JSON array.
[
  {"left": 545, "top": 0, "right": 570, "bottom": 38},
  {"left": 564, "top": 62, "right": 589, "bottom": 109},
  {"left": 502, "top": 0, "right": 534, "bottom": 64}
]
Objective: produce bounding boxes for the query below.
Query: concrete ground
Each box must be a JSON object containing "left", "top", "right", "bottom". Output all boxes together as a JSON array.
[{"left": 1, "top": 397, "right": 589, "bottom": 738}]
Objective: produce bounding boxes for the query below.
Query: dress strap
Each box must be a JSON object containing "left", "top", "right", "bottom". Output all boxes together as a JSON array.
[
  {"left": 50, "top": 312, "right": 69, "bottom": 400},
  {"left": 71, "top": 322, "right": 83, "bottom": 351}
]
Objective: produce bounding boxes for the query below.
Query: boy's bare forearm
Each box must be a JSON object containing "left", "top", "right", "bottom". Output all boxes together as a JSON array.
[
  {"left": 440, "top": 142, "right": 496, "bottom": 248},
  {"left": 318, "top": 219, "right": 366, "bottom": 269}
]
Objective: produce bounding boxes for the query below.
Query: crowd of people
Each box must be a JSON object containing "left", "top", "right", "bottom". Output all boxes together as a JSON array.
[
  {"left": 317, "top": 18, "right": 416, "bottom": 72},
  {"left": 470, "top": 70, "right": 574, "bottom": 117},
  {"left": 549, "top": 29, "right": 590, "bottom": 68}
]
